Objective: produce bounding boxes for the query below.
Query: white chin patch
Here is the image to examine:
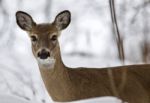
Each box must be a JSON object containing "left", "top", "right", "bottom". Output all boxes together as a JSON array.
[{"left": 37, "top": 57, "right": 55, "bottom": 69}]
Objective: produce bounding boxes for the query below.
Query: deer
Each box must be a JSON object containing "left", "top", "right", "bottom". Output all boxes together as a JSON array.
[{"left": 16, "top": 10, "right": 150, "bottom": 103}]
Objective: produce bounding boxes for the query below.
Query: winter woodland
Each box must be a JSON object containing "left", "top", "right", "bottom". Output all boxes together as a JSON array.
[{"left": 0, "top": 0, "right": 150, "bottom": 102}]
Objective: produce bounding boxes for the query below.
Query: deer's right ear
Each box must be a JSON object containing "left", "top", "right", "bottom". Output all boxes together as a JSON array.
[{"left": 16, "top": 11, "right": 36, "bottom": 31}]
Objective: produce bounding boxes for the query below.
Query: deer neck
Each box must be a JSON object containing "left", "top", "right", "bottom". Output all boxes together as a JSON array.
[
  {"left": 38, "top": 44, "right": 68, "bottom": 79},
  {"left": 38, "top": 44, "right": 71, "bottom": 101},
  {"left": 54, "top": 46, "right": 67, "bottom": 73}
]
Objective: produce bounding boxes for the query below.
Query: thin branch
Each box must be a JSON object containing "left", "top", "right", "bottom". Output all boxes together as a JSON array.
[
  {"left": 44, "top": 0, "right": 52, "bottom": 21},
  {"left": 109, "top": 0, "right": 127, "bottom": 100},
  {"left": 130, "top": 1, "right": 150, "bottom": 24},
  {"left": 0, "top": 0, "right": 9, "bottom": 36},
  {"left": 109, "top": 0, "right": 125, "bottom": 63}
]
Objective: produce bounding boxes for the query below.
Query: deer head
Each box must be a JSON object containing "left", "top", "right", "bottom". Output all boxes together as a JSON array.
[{"left": 16, "top": 10, "right": 71, "bottom": 68}]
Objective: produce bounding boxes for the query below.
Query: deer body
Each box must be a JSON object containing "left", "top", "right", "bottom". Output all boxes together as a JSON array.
[
  {"left": 40, "top": 48, "right": 150, "bottom": 103},
  {"left": 16, "top": 10, "right": 150, "bottom": 103}
]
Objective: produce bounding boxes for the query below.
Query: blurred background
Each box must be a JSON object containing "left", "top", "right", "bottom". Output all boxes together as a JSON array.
[{"left": 0, "top": 0, "right": 150, "bottom": 102}]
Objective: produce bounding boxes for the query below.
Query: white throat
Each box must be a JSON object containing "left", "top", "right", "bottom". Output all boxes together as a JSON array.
[{"left": 37, "top": 57, "right": 56, "bottom": 69}]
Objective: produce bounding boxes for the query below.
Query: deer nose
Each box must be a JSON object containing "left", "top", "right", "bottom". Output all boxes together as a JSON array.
[{"left": 37, "top": 49, "right": 50, "bottom": 59}]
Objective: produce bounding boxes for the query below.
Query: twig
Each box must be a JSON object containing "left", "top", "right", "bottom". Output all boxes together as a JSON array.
[
  {"left": 109, "top": 0, "right": 126, "bottom": 99},
  {"left": 130, "top": 1, "right": 150, "bottom": 24}
]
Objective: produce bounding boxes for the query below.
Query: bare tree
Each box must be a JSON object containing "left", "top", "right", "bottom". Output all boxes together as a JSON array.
[
  {"left": 44, "top": 0, "right": 52, "bottom": 21},
  {"left": 0, "top": 0, "right": 9, "bottom": 39},
  {"left": 141, "top": 5, "right": 150, "bottom": 63}
]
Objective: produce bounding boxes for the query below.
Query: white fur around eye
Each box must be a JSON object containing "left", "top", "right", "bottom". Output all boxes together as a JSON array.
[
  {"left": 50, "top": 33, "right": 57, "bottom": 37},
  {"left": 30, "top": 34, "right": 38, "bottom": 44},
  {"left": 50, "top": 33, "right": 58, "bottom": 41}
]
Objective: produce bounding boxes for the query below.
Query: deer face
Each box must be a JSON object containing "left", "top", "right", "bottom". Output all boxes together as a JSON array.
[{"left": 16, "top": 10, "right": 71, "bottom": 68}]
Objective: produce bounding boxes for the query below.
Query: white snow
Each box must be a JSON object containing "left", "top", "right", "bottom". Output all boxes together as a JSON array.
[
  {"left": 70, "top": 97, "right": 122, "bottom": 103},
  {"left": 0, "top": 94, "right": 40, "bottom": 103},
  {"left": 0, "top": 94, "right": 122, "bottom": 103}
]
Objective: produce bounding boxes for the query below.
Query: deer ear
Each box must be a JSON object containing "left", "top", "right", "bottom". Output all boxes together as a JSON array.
[
  {"left": 16, "top": 11, "right": 36, "bottom": 31},
  {"left": 54, "top": 10, "right": 71, "bottom": 30}
]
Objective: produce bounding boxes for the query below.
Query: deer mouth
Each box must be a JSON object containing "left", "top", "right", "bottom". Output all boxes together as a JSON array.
[{"left": 37, "top": 57, "right": 55, "bottom": 68}]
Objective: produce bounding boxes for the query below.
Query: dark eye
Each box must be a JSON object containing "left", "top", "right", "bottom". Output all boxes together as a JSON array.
[
  {"left": 31, "top": 35, "right": 38, "bottom": 42},
  {"left": 51, "top": 35, "right": 57, "bottom": 41}
]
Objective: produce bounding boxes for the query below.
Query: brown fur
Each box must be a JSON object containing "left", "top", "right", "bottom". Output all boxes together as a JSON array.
[
  {"left": 40, "top": 46, "right": 150, "bottom": 103},
  {"left": 16, "top": 11, "right": 150, "bottom": 103}
]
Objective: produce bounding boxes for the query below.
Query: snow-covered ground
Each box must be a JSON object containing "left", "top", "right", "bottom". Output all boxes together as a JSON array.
[
  {"left": 0, "top": 94, "right": 122, "bottom": 103},
  {"left": 71, "top": 97, "right": 122, "bottom": 103},
  {"left": 0, "top": 94, "right": 40, "bottom": 103}
]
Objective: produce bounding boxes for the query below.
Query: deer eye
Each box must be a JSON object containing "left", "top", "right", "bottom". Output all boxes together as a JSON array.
[
  {"left": 31, "top": 35, "right": 38, "bottom": 42},
  {"left": 51, "top": 35, "right": 57, "bottom": 41}
]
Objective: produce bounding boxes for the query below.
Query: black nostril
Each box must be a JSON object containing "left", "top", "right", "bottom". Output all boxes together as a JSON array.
[{"left": 37, "top": 49, "right": 50, "bottom": 59}]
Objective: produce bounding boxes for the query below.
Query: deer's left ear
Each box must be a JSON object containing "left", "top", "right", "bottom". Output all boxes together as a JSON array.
[{"left": 53, "top": 10, "right": 71, "bottom": 30}]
